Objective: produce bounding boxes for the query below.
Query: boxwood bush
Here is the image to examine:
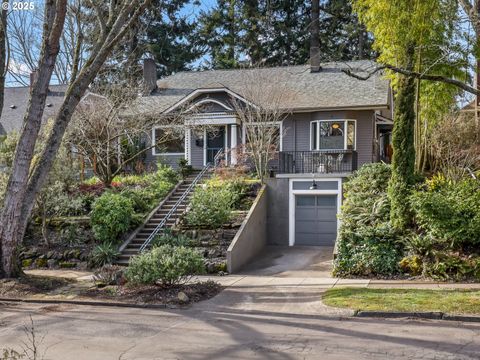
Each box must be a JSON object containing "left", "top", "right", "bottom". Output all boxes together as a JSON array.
[
  {"left": 334, "top": 163, "right": 405, "bottom": 277},
  {"left": 125, "top": 245, "right": 205, "bottom": 286},
  {"left": 185, "top": 186, "right": 234, "bottom": 228},
  {"left": 91, "top": 192, "right": 134, "bottom": 243}
]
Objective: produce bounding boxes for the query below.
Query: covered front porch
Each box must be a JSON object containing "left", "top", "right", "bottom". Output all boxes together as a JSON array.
[{"left": 186, "top": 114, "right": 243, "bottom": 168}]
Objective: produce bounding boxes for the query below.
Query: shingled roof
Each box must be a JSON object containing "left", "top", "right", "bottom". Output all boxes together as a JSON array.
[
  {"left": 141, "top": 60, "right": 390, "bottom": 113},
  {"left": 0, "top": 84, "right": 67, "bottom": 135}
]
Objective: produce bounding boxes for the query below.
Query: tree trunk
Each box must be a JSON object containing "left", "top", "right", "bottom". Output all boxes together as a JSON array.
[
  {"left": 0, "top": 0, "right": 67, "bottom": 278},
  {"left": 476, "top": 0, "right": 480, "bottom": 133},
  {"left": 15, "top": 0, "right": 153, "bottom": 259},
  {"left": 310, "top": 0, "right": 321, "bottom": 72},
  {"left": 388, "top": 44, "right": 416, "bottom": 230},
  {"left": 0, "top": 0, "right": 8, "bottom": 120}
]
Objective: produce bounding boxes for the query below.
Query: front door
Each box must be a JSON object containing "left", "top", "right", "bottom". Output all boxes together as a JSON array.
[
  {"left": 206, "top": 127, "right": 225, "bottom": 164},
  {"left": 294, "top": 195, "right": 337, "bottom": 246}
]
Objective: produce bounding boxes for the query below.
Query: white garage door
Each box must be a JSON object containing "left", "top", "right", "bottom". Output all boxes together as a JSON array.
[{"left": 295, "top": 195, "right": 337, "bottom": 246}]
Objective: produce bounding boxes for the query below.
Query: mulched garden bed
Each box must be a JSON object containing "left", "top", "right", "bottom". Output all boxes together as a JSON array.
[
  {"left": 0, "top": 275, "right": 73, "bottom": 297},
  {"left": 82, "top": 280, "right": 222, "bottom": 305},
  {"left": 0, "top": 275, "right": 222, "bottom": 306}
]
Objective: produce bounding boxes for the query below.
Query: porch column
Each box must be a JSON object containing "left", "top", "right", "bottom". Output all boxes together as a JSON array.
[{"left": 231, "top": 124, "right": 238, "bottom": 165}]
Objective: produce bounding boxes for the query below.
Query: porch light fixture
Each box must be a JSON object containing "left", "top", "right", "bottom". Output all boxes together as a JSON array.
[{"left": 332, "top": 123, "right": 340, "bottom": 129}]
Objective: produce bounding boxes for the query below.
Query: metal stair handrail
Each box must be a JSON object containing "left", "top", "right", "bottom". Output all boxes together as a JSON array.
[{"left": 139, "top": 164, "right": 212, "bottom": 253}]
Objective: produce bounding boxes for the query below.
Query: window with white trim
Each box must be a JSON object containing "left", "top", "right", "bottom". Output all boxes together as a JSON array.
[
  {"left": 310, "top": 120, "right": 356, "bottom": 150},
  {"left": 153, "top": 127, "right": 185, "bottom": 155}
]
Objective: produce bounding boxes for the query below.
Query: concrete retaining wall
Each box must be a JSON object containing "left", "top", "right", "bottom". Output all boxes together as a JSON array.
[{"left": 227, "top": 185, "right": 267, "bottom": 273}]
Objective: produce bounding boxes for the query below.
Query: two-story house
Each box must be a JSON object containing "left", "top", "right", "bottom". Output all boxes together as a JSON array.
[{"left": 138, "top": 59, "right": 393, "bottom": 248}]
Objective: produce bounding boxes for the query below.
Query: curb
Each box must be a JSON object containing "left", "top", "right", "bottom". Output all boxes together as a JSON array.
[
  {"left": 354, "top": 310, "right": 480, "bottom": 322},
  {"left": 0, "top": 297, "right": 168, "bottom": 310}
]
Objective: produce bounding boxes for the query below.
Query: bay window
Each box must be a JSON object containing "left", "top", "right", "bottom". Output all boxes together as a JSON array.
[{"left": 310, "top": 120, "right": 356, "bottom": 150}]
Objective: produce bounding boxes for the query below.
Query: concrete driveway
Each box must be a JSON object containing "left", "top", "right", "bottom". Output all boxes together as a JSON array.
[{"left": 241, "top": 245, "right": 335, "bottom": 278}]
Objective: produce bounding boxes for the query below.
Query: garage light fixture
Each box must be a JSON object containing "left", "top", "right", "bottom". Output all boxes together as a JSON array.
[{"left": 309, "top": 179, "right": 317, "bottom": 190}]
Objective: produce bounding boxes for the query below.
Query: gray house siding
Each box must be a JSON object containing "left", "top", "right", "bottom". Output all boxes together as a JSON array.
[
  {"left": 281, "top": 110, "right": 375, "bottom": 168},
  {"left": 145, "top": 151, "right": 184, "bottom": 169},
  {"left": 190, "top": 129, "right": 204, "bottom": 168}
]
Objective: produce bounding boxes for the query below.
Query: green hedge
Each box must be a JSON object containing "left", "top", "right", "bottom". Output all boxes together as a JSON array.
[
  {"left": 334, "top": 163, "right": 404, "bottom": 277},
  {"left": 410, "top": 178, "right": 480, "bottom": 247},
  {"left": 91, "top": 192, "right": 134, "bottom": 244}
]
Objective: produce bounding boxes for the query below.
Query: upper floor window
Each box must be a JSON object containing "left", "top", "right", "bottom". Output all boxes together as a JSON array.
[{"left": 310, "top": 120, "right": 356, "bottom": 151}]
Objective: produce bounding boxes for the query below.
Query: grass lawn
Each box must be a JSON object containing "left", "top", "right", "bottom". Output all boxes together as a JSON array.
[{"left": 323, "top": 288, "right": 480, "bottom": 315}]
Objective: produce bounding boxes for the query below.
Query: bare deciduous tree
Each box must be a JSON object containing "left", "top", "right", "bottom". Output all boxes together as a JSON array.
[
  {"left": 67, "top": 85, "right": 187, "bottom": 186},
  {"left": 430, "top": 111, "right": 480, "bottom": 181},
  {"left": 7, "top": 0, "right": 86, "bottom": 86},
  {"left": 0, "top": 0, "right": 152, "bottom": 278},
  {"left": 230, "top": 69, "right": 296, "bottom": 182}
]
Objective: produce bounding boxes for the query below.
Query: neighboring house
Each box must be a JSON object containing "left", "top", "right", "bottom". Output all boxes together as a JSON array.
[
  {"left": 0, "top": 84, "right": 67, "bottom": 136},
  {"left": 138, "top": 59, "right": 394, "bottom": 248}
]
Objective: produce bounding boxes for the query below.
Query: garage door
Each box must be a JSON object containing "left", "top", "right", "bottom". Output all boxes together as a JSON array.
[{"left": 295, "top": 195, "right": 337, "bottom": 246}]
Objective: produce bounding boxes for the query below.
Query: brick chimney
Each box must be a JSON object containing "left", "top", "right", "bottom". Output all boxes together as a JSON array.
[
  {"left": 143, "top": 59, "right": 157, "bottom": 95},
  {"left": 310, "top": 0, "right": 321, "bottom": 72}
]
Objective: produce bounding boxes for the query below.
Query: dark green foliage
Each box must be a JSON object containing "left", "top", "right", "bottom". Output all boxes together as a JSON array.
[
  {"left": 178, "top": 158, "right": 194, "bottom": 179},
  {"left": 89, "top": 243, "right": 121, "bottom": 268},
  {"left": 185, "top": 186, "right": 234, "bottom": 229},
  {"left": 334, "top": 163, "right": 405, "bottom": 277},
  {"left": 144, "top": 0, "right": 203, "bottom": 77},
  {"left": 388, "top": 47, "right": 417, "bottom": 230},
  {"left": 197, "top": 0, "right": 373, "bottom": 68},
  {"left": 117, "top": 166, "right": 178, "bottom": 213},
  {"left": 335, "top": 224, "right": 404, "bottom": 276},
  {"left": 91, "top": 193, "right": 134, "bottom": 243},
  {"left": 125, "top": 245, "right": 205, "bottom": 286},
  {"left": 151, "top": 229, "right": 191, "bottom": 247},
  {"left": 410, "top": 178, "right": 480, "bottom": 247}
]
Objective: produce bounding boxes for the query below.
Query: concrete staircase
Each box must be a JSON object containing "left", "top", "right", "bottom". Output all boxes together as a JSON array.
[{"left": 116, "top": 170, "right": 211, "bottom": 265}]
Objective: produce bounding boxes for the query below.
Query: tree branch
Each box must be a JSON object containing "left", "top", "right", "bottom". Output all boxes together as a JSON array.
[{"left": 342, "top": 64, "right": 479, "bottom": 95}]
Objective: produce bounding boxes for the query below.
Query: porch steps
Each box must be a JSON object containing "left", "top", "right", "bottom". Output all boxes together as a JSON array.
[{"left": 115, "top": 170, "right": 212, "bottom": 266}]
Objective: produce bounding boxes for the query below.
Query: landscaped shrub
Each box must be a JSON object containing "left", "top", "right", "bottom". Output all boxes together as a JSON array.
[
  {"left": 150, "top": 229, "right": 191, "bottom": 247},
  {"left": 90, "top": 192, "right": 134, "bottom": 243},
  {"left": 410, "top": 177, "right": 480, "bottom": 248},
  {"left": 125, "top": 245, "right": 205, "bottom": 286},
  {"left": 178, "top": 158, "right": 194, "bottom": 179},
  {"left": 88, "top": 243, "right": 120, "bottom": 268},
  {"left": 335, "top": 223, "right": 404, "bottom": 277},
  {"left": 185, "top": 185, "right": 234, "bottom": 228},
  {"left": 334, "top": 163, "right": 405, "bottom": 277}
]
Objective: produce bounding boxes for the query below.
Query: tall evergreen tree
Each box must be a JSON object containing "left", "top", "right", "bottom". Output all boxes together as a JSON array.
[
  {"left": 92, "top": 0, "right": 202, "bottom": 85},
  {"left": 197, "top": 0, "right": 374, "bottom": 69},
  {"left": 144, "top": 1, "right": 204, "bottom": 77}
]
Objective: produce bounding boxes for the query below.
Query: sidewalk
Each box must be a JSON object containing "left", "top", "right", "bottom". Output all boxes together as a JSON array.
[
  {"left": 193, "top": 275, "right": 480, "bottom": 290},
  {"left": 25, "top": 269, "right": 480, "bottom": 290}
]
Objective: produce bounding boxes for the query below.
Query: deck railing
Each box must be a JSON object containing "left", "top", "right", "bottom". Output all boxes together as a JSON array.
[{"left": 277, "top": 150, "right": 357, "bottom": 174}]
